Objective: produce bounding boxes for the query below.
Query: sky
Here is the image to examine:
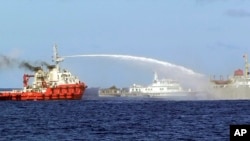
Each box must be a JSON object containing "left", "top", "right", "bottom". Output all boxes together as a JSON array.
[{"left": 1, "top": 0, "right": 250, "bottom": 88}]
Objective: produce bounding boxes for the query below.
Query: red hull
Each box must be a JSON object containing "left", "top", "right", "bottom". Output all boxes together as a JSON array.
[{"left": 0, "top": 83, "right": 87, "bottom": 101}]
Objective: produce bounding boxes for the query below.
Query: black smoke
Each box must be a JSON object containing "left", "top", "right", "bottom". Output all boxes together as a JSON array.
[
  {"left": 0, "top": 54, "right": 51, "bottom": 71},
  {"left": 18, "top": 61, "right": 37, "bottom": 71}
]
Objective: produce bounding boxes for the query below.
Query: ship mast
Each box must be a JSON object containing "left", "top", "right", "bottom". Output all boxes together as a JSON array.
[
  {"left": 53, "top": 44, "right": 64, "bottom": 71},
  {"left": 153, "top": 72, "right": 158, "bottom": 82},
  {"left": 244, "top": 54, "right": 249, "bottom": 78}
]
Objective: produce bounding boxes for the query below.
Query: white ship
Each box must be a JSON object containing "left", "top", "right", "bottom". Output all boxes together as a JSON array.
[
  {"left": 120, "top": 72, "right": 195, "bottom": 98},
  {"left": 210, "top": 54, "right": 250, "bottom": 99},
  {"left": 98, "top": 72, "right": 197, "bottom": 99}
]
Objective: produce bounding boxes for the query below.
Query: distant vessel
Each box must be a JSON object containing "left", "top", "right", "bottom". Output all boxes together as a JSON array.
[
  {"left": 0, "top": 45, "right": 87, "bottom": 101},
  {"left": 99, "top": 72, "right": 196, "bottom": 99},
  {"left": 98, "top": 86, "right": 126, "bottom": 97},
  {"left": 210, "top": 54, "right": 250, "bottom": 99},
  {"left": 122, "top": 72, "right": 195, "bottom": 98}
]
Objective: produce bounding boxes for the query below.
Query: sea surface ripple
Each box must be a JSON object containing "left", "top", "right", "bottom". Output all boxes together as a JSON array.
[{"left": 0, "top": 99, "right": 250, "bottom": 141}]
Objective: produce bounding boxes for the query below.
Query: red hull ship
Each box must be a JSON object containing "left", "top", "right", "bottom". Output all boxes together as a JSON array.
[{"left": 0, "top": 45, "right": 87, "bottom": 101}]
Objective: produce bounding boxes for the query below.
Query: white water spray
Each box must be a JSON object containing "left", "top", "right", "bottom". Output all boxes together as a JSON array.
[
  {"left": 63, "top": 54, "right": 214, "bottom": 100},
  {"left": 64, "top": 54, "right": 210, "bottom": 94},
  {"left": 64, "top": 54, "right": 203, "bottom": 77}
]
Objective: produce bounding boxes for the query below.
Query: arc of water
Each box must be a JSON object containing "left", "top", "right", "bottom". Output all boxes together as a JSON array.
[{"left": 63, "top": 54, "right": 203, "bottom": 77}]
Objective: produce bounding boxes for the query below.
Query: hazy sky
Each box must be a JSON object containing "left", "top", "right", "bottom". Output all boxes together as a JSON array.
[{"left": 1, "top": 0, "right": 250, "bottom": 88}]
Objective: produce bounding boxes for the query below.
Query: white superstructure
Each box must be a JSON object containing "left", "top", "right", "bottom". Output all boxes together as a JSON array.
[
  {"left": 24, "top": 44, "right": 82, "bottom": 91},
  {"left": 210, "top": 54, "right": 250, "bottom": 99},
  {"left": 124, "top": 72, "right": 192, "bottom": 97},
  {"left": 211, "top": 54, "right": 250, "bottom": 88}
]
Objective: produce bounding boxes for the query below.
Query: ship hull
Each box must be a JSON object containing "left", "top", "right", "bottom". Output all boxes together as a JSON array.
[
  {"left": 98, "top": 91, "right": 199, "bottom": 100},
  {"left": 210, "top": 87, "right": 250, "bottom": 100},
  {"left": 0, "top": 84, "right": 87, "bottom": 101},
  {"left": 120, "top": 91, "right": 197, "bottom": 99}
]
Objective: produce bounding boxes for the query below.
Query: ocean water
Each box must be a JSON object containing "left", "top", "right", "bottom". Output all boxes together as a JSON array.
[{"left": 0, "top": 95, "right": 250, "bottom": 141}]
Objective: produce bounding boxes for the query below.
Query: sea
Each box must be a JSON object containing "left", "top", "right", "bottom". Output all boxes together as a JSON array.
[{"left": 0, "top": 88, "right": 250, "bottom": 141}]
